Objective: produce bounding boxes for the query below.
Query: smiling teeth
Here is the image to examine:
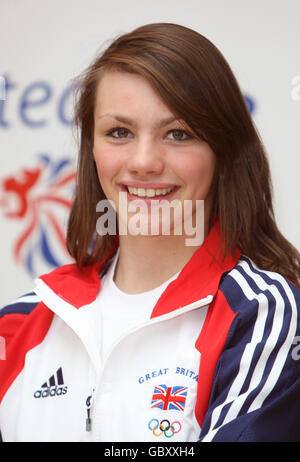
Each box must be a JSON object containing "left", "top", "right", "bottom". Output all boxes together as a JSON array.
[{"left": 127, "top": 186, "right": 175, "bottom": 197}]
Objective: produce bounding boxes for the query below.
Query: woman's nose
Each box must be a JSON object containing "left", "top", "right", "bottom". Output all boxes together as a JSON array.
[{"left": 126, "top": 138, "right": 164, "bottom": 176}]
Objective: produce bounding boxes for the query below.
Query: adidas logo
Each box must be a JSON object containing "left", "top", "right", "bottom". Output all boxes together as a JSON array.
[{"left": 34, "top": 367, "right": 68, "bottom": 399}]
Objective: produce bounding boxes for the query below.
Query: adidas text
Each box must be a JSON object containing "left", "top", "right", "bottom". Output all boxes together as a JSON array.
[{"left": 34, "top": 385, "right": 68, "bottom": 398}]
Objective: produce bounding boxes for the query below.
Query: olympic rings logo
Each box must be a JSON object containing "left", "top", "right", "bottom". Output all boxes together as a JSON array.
[{"left": 148, "top": 418, "right": 182, "bottom": 438}]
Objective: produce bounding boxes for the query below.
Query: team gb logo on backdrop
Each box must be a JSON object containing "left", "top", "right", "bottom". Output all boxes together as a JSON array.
[{"left": 0, "top": 153, "right": 76, "bottom": 277}]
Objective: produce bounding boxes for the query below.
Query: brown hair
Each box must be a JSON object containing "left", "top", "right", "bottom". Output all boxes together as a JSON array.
[{"left": 67, "top": 22, "right": 300, "bottom": 286}]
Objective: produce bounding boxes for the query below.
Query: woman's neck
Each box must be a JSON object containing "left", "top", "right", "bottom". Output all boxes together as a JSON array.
[{"left": 113, "top": 234, "right": 200, "bottom": 294}]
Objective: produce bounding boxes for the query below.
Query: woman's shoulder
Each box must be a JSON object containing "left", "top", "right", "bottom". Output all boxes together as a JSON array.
[
  {"left": 219, "top": 255, "right": 300, "bottom": 348},
  {"left": 0, "top": 291, "right": 42, "bottom": 362},
  {"left": 0, "top": 262, "right": 76, "bottom": 320},
  {"left": 221, "top": 254, "right": 300, "bottom": 310},
  {"left": 0, "top": 263, "right": 77, "bottom": 340},
  {"left": 0, "top": 291, "right": 41, "bottom": 320}
]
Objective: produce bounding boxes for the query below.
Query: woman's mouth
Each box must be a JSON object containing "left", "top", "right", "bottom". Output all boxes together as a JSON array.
[
  {"left": 126, "top": 185, "right": 176, "bottom": 198},
  {"left": 119, "top": 184, "right": 180, "bottom": 203}
]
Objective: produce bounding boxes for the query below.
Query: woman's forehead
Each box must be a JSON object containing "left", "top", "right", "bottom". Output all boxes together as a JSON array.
[{"left": 94, "top": 70, "right": 177, "bottom": 121}]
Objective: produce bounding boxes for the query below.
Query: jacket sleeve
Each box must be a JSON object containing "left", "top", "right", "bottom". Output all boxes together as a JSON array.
[
  {"left": 0, "top": 292, "right": 42, "bottom": 441},
  {"left": 0, "top": 292, "right": 41, "bottom": 351},
  {"left": 199, "top": 259, "right": 300, "bottom": 442}
]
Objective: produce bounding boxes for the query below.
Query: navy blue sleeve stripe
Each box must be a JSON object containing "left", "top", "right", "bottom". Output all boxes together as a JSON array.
[
  {"left": 0, "top": 293, "right": 40, "bottom": 319},
  {"left": 241, "top": 256, "right": 298, "bottom": 298},
  {"left": 202, "top": 257, "right": 298, "bottom": 441},
  {"left": 4, "top": 292, "right": 39, "bottom": 306}
]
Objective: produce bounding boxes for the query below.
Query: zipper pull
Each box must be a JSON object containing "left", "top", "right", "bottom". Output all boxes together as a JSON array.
[{"left": 85, "top": 391, "right": 94, "bottom": 432}]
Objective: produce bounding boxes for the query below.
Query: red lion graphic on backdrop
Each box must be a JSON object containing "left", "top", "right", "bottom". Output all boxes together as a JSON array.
[{"left": 0, "top": 154, "right": 76, "bottom": 277}]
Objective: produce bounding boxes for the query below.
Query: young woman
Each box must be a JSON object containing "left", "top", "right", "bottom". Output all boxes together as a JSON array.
[{"left": 1, "top": 23, "right": 300, "bottom": 442}]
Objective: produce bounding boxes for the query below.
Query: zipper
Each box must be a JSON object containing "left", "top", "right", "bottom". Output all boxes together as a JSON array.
[
  {"left": 91, "top": 295, "right": 213, "bottom": 440},
  {"left": 85, "top": 388, "right": 95, "bottom": 432}
]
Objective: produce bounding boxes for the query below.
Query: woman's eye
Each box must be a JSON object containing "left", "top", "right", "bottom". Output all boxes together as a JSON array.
[
  {"left": 167, "top": 129, "right": 191, "bottom": 141},
  {"left": 106, "top": 127, "right": 131, "bottom": 139}
]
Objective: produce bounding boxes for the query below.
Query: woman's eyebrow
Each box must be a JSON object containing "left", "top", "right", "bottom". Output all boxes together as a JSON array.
[{"left": 97, "top": 113, "right": 180, "bottom": 129}]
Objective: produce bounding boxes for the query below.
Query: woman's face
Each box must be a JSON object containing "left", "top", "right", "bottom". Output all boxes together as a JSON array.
[{"left": 93, "top": 70, "right": 216, "bottom": 239}]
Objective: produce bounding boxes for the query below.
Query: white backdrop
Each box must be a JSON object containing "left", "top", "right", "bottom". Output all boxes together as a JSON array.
[{"left": 0, "top": 0, "right": 299, "bottom": 306}]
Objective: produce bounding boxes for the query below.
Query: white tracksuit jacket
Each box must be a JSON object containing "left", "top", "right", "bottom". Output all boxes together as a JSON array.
[{"left": 1, "top": 223, "right": 300, "bottom": 442}]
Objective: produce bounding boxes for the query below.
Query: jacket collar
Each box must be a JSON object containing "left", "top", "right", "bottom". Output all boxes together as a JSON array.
[
  {"left": 38, "top": 242, "right": 116, "bottom": 309},
  {"left": 38, "top": 222, "right": 240, "bottom": 314},
  {"left": 151, "top": 222, "right": 240, "bottom": 317}
]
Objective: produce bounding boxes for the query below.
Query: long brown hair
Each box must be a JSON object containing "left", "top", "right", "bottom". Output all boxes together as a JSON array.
[{"left": 67, "top": 22, "right": 300, "bottom": 286}]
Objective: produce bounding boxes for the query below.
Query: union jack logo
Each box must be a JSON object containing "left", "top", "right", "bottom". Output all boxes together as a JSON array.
[{"left": 151, "top": 384, "right": 188, "bottom": 412}]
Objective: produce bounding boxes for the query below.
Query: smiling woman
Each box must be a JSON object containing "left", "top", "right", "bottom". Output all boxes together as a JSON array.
[
  {"left": 1, "top": 23, "right": 300, "bottom": 443},
  {"left": 92, "top": 70, "right": 215, "bottom": 261},
  {"left": 68, "top": 23, "right": 300, "bottom": 288}
]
